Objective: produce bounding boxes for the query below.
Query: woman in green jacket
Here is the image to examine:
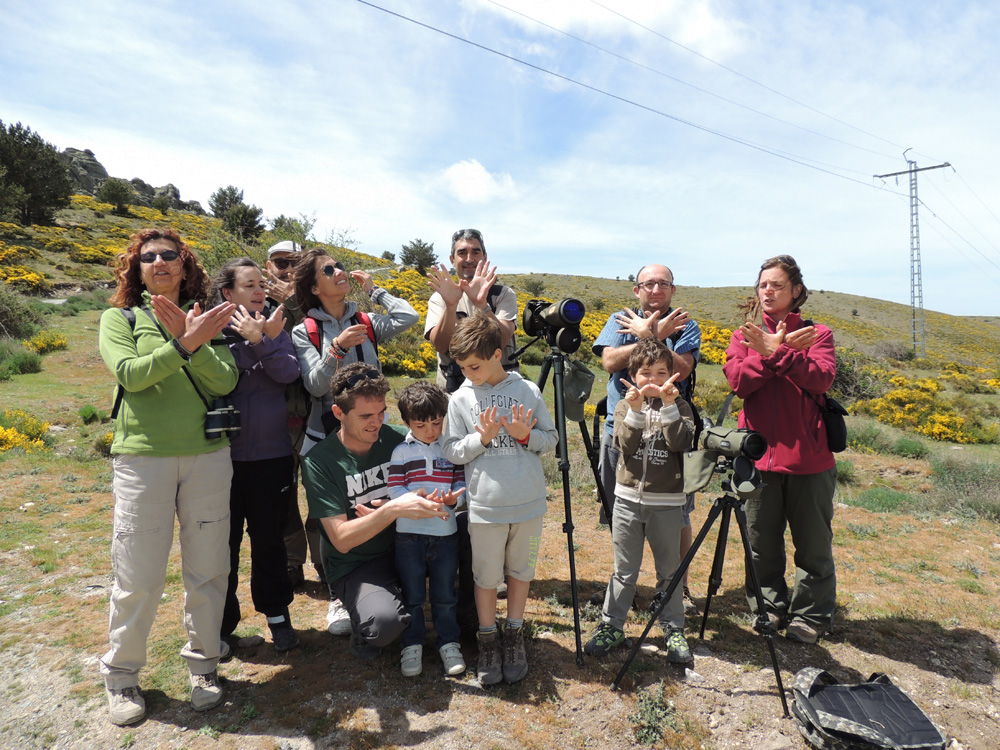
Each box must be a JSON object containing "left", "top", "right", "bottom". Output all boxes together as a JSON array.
[{"left": 97, "top": 228, "right": 237, "bottom": 726}]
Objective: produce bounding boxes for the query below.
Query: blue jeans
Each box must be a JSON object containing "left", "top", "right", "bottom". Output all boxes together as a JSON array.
[{"left": 395, "top": 532, "right": 460, "bottom": 648}]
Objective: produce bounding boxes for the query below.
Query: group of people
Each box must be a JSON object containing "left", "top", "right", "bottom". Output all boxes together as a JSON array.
[{"left": 97, "top": 226, "right": 838, "bottom": 727}]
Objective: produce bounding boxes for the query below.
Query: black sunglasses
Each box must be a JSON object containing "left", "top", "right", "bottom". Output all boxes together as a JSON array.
[
  {"left": 139, "top": 249, "right": 180, "bottom": 263},
  {"left": 451, "top": 228, "right": 483, "bottom": 242},
  {"left": 334, "top": 367, "right": 381, "bottom": 396},
  {"left": 321, "top": 261, "right": 346, "bottom": 277},
  {"left": 271, "top": 257, "right": 296, "bottom": 270}
]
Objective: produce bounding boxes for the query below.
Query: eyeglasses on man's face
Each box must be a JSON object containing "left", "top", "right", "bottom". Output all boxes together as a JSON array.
[
  {"left": 321, "top": 261, "right": 347, "bottom": 277},
  {"left": 636, "top": 279, "right": 674, "bottom": 292},
  {"left": 139, "top": 249, "right": 180, "bottom": 263},
  {"left": 271, "top": 257, "right": 296, "bottom": 270}
]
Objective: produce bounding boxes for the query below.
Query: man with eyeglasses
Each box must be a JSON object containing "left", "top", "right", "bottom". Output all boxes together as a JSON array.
[
  {"left": 425, "top": 229, "right": 519, "bottom": 394},
  {"left": 301, "top": 363, "right": 452, "bottom": 660},
  {"left": 592, "top": 265, "right": 701, "bottom": 608},
  {"left": 263, "top": 240, "right": 323, "bottom": 590}
]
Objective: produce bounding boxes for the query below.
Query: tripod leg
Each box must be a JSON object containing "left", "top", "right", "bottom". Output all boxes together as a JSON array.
[
  {"left": 579, "top": 421, "right": 613, "bottom": 527},
  {"left": 612, "top": 500, "right": 723, "bottom": 689},
  {"left": 733, "top": 501, "right": 789, "bottom": 717},
  {"left": 699, "top": 500, "right": 731, "bottom": 640}
]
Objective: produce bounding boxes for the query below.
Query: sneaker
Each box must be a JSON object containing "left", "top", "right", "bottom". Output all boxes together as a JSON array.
[
  {"left": 349, "top": 627, "right": 382, "bottom": 660},
  {"left": 190, "top": 671, "right": 225, "bottom": 711},
  {"left": 106, "top": 685, "right": 145, "bottom": 726},
  {"left": 502, "top": 624, "right": 528, "bottom": 684},
  {"left": 271, "top": 626, "right": 300, "bottom": 652},
  {"left": 665, "top": 627, "right": 693, "bottom": 665},
  {"left": 439, "top": 642, "right": 466, "bottom": 676},
  {"left": 785, "top": 618, "right": 820, "bottom": 644},
  {"left": 326, "top": 598, "right": 352, "bottom": 636},
  {"left": 476, "top": 630, "right": 503, "bottom": 686},
  {"left": 759, "top": 610, "right": 786, "bottom": 633},
  {"left": 683, "top": 586, "right": 699, "bottom": 615},
  {"left": 584, "top": 622, "right": 626, "bottom": 657},
  {"left": 401, "top": 644, "right": 423, "bottom": 677}
]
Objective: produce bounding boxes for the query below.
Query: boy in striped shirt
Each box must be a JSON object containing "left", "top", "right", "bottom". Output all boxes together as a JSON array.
[{"left": 388, "top": 381, "right": 467, "bottom": 677}]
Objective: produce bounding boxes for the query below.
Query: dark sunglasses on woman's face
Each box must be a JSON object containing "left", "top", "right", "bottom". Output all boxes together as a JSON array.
[
  {"left": 271, "top": 257, "right": 296, "bottom": 270},
  {"left": 321, "top": 261, "right": 346, "bottom": 277},
  {"left": 139, "top": 249, "right": 180, "bottom": 263}
]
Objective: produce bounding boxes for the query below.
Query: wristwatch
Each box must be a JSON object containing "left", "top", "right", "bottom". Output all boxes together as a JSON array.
[{"left": 171, "top": 338, "right": 193, "bottom": 361}]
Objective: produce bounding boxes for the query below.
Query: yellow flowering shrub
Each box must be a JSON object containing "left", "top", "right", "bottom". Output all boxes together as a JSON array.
[
  {"left": 0, "top": 243, "right": 39, "bottom": 264},
  {"left": 0, "top": 426, "right": 46, "bottom": 453},
  {"left": 0, "top": 410, "right": 50, "bottom": 453},
  {"left": 68, "top": 244, "right": 117, "bottom": 264},
  {"left": 0, "top": 221, "right": 30, "bottom": 239},
  {"left": 44, "top": 237, "right": 77, "bottom": 253},
  {"left": 23, "top": 330, "right": 68, "bottom": 354},
  {"left": 94, "top": 430, "right": 114, "bottom": 457},
  {"left": 700, "top": 322, "right": 733, "bottom": 365},
  {"left": 0, "top": 264, "right": 49, "bottom": 292}
]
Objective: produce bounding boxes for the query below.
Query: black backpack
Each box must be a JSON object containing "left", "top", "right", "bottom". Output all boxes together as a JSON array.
[{"left": 791, "top": 668, "right": 947, "bottom": 750}]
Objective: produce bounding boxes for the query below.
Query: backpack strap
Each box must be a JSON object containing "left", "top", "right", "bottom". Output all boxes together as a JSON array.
[
  {"left": 304, "top": 316, "right": 321, "bottom": 351},
  {"left": 486, "top": 283, "right": 503, "bottom": 311},
  {"left": 110, "top": 308, "right": 137, "bottom": 419}
]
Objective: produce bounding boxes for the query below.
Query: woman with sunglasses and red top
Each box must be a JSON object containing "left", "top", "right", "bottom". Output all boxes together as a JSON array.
[
  {"left": 97, "top": 228, "right": 238, "bottom": 725},
  {"left": 291, "top": 247, "right": 418, "bottom": 456}
]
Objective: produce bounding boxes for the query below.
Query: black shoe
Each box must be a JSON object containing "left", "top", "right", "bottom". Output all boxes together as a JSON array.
[
  {"left": 271, "top": 626, "right": 300, "bottom": 652},
  {"left": 496, "top": 579, "right": 508, "bottom": 600},
  {"left": 349, "top": 627, "right": 382, "bottom": 660}
]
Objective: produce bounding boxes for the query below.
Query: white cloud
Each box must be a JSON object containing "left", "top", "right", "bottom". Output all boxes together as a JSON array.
[{"left": 434, "top": 159, "right": 519, "bottom": 204}]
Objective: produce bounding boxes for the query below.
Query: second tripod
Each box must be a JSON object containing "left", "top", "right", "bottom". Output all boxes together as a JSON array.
[{"left": 611, "top": 467, "right": 789, "bottom": 717}]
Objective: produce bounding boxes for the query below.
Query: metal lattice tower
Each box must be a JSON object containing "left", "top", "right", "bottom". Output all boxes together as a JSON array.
[
  {"left": 875, "top": 153, "right": 950, "bottom": 358},
  {"left": 907, "top": 160, "right": 926, "bottom": 357}
]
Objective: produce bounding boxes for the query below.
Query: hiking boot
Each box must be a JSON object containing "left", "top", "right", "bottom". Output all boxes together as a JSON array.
[
  {"left": 476, "top": 629, "right": 503, "bottom": 686},
  {"left": 665, "top": 627, "right": 693, "bottom": 665},
  {"left": 326, "top": 598, "right": 352, "bottom": 636},
  {"left": 190, "top": 671, "right": 225, "bottom": 711},
  {"left": 271, "top": 626, "right": 300, "bottom": 652},
  {"left": 401, "top": 644, "right": 423, "bottom": 677},
  {"left": 785, "top": 618, "right": 821, "bottom": 644},
  {"left": 496, "top": 578, "right": 508, "bottom": 599},
  {"left": 349, "top": 626, "right": 382, "bottom": 660},
  {"left": 683, "top": 586, "right": 699, "bottom": 616},
  {"left": 502, "top": 624, "right": 528, "bottom": 683},
  {"left": 584, "top": 622, "right": 626, "bottom": 657},
  {"left": 106, "top": 685, "right": 145, "bottom": 726},
  {"left": 439, "top": 642, "right": 466, "bottom": 676}
]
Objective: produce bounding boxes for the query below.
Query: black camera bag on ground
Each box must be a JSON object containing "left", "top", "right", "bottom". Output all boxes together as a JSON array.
[{"left": 790, "top": 667, "right": 947, "bottom": 750}]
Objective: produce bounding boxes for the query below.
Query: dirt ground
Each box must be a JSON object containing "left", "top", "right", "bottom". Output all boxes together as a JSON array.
[{"left": 2, "top": 498, "right": 998, "bottom": 750}]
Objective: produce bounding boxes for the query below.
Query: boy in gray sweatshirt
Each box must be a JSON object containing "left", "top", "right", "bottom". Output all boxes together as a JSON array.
[{"left": 442, "top": 312, "right": 557, "bottom": 685}]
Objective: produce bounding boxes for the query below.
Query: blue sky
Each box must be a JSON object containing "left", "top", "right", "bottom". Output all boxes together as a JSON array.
[{"left": 3, "top": 0, "right": 999, "bottom": 315}]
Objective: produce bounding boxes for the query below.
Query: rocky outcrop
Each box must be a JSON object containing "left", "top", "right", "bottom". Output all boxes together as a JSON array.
[
  {"left": 58, "top": 148, "right": 204, "bottom": 214},
  {"left": 57, "top": 148, "right": 108, "bottom": 195}
]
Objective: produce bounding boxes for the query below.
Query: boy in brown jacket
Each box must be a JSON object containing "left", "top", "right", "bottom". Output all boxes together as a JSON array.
[{"left": 584, "top": 338, "right": 697, "bottom": 663}]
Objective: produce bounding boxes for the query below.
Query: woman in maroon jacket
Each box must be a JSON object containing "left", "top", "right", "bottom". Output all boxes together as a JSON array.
[{"left": 724, "top": 255, "right": 837, "bottom": 644}]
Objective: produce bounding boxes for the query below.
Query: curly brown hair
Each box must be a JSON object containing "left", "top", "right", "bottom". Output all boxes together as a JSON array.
[
  {"left": 108, "top": 228, "right": 210, "bottom": 309},
  {"left": 330, "top": 362, "right": 391, "bottom": 413}
]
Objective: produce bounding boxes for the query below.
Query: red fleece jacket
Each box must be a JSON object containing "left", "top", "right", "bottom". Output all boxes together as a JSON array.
[{"left": 723, "top": 311, "right": 836, "bottom": 475}]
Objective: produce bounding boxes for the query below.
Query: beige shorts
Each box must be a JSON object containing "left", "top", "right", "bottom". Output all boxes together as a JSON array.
[{"left": 469, "top": 516, "right": 544, "bottom": 589}]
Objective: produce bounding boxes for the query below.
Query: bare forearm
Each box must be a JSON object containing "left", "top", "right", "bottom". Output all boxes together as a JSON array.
[
  {"left": 321, "top": 508, "right": 395, "bottom": 554},
  {"left": 428, "top": 306, "right": 459, "bottom": 355},
  {"left": 602, "top": 344, "right": 635, "bottom": 374}
]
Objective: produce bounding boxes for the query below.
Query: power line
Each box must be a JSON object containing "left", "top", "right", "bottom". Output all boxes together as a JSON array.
[
  {"left": 953, "top": 168, "right": 1000, "bottom": 229},
  {"left": 355, "top": 0, "right": 910, "bottom": 197},
  {"left": 484, "top": 0, "right": 899, "bottom": 162},
  {"left": 922, "top": 171, "right": 1000, "bottom": 260},
  {"left": 586, "top": 0, "right": 910, "bottom": 154}
]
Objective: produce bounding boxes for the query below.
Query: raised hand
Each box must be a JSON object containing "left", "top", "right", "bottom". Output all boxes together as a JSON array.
[
  {"left": 653, "top": 307, "right": 690, "bottom": 339},
  {"left": 784, "top": 325, "right": 817, "bottom": 351},
  {"left": 427, "top": 264, "right": 464, "bottom": 307},
  {"left": 475, "top": 405, "right": 502, "bottom": 446},
  {"left": 180, "top": 301, "right": 237, "bottom": 352},
  {"left": 263, "top": 268, "right": 294, "bottom": 303},
  {"left": 230, "top": 305, "right": 266, "bottom": 344},
  {"left": 616, "top": 308, "right": 662, "bottom": 340},
  {"left": 499, "top": 403, "right": 536, "bottom": 442},
  {"left": 149, "top": 295, "right": 188, "bottom": 339},
  {"left": 624, "top": 384, "right": 644, "bottom": 411},
  {"left": 350, "top": 270, "right": 374, "bottom": 294},
  {"left": 263, "top": 304, "right": 286, "bottom": 340},
  {"left": 639, "top": 372, "right": 681, "bottom": 404},
  {"left": 740, "top": 321, "right": 785, "bottom": 357},
  {"left": 463, "top": 260, "right": 499, "bottom": 309},
  {"left": 332, "top": 323, "right": 370, "bottom": 354}
]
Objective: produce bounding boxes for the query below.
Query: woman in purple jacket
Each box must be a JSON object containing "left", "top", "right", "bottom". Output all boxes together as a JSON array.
[{"left": 208, "top": 258, "right": 302, "bottom": 652}]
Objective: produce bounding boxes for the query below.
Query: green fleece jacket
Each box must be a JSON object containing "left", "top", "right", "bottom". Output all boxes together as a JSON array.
[{"left": 98, "top": 295, "right": 238, "bottom": 457}]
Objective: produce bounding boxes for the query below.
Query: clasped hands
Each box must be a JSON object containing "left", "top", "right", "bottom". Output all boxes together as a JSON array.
[
  {"left": 739, "top": 320, "right": 816, "bottom": 357},
  {"left": 354, "top": 487, "right": 466, "bottom": 520}
]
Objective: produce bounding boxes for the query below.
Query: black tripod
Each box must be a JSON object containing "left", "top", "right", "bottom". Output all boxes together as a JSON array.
[
  {"left": 610, "top": 469, "right": 789, "bottom": 717},
  {"left": 535, "top": 348, "right": 588, "bottom": 665}
]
